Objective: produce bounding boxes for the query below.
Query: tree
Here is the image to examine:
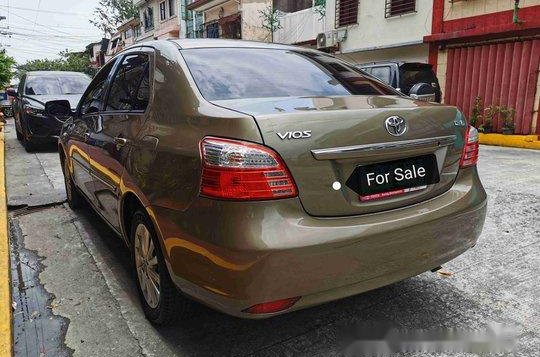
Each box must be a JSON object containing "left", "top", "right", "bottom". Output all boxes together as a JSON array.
[
  {"left": 90, "top": 0, "right": 138, "bottom": 37},
  {"left": 15, "top": 50, "right": 94, "bottom": 79},
  {"left": 0, "top": 52, "right": 15, "bottom": 88}
]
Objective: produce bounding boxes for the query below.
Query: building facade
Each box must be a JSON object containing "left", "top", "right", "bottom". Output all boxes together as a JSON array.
[
  {"left": 186, "top": 0, "right": 272, "bottom": 41},
  {"left": 424, "top": 0, "right": 540, "bottom": 134},
  {"left": 106, "top": 17, "right": 141, "bottom": 61},
  {"left": 273, "top": 0, "right": 433, "bottom": 63},
  {"left": 86, "top": 39, "right": 110, "bottom": 69},
  {"left": 134, "top": 0, "right": 181, "bottom": 42}
]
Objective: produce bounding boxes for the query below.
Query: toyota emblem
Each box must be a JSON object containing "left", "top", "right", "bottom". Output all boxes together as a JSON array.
[{"left": 385, "top": 116, "right": 407, "bottom": 136}]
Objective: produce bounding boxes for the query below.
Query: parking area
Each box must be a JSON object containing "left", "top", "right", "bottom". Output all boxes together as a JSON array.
[{"left": 4, "top": 117, "right": 539, "bottom": 357}]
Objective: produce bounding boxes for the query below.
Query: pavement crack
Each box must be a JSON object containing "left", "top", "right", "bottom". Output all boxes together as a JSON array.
[
  {"left": 9, "top": 217, "right": 74, "bottom": 357},
  {"left": 9, "top": 201, "right": 68, "bottom": 217}
]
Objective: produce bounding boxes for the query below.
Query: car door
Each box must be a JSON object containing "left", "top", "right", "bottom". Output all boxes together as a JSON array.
[
  {"left": 88, "top": 49, "right": 152, "bottom": 231},
  {"left": 69, "top": 60, "right": 118, "bottom": 205}
]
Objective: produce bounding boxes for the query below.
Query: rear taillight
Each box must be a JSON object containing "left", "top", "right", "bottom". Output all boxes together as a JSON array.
[
  {"left": 199, "top": 137, "right": 298, "bottom": 200},
  {"left": 460, "top": 126, "right": 480, "bottom": 168},
  {"left": 243, "top": 297, "right": 301, "bottom": 314}
]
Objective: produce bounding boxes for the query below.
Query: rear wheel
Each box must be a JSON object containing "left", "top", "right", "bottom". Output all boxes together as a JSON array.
[
  {"left": 63, "top": 159, "right": 84, "bottom": 209},
  {"left": 131, "top": 210, "right": 189, "bottom": 325}
]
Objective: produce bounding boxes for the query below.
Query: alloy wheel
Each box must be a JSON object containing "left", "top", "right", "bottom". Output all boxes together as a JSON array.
[{"left": 134, "top": 223, "right": 161, "bottom": 308}]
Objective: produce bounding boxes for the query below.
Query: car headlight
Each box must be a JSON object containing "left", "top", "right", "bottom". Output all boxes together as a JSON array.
[{"left": 25, "top": 105, "right": 46, "bottom": 118}]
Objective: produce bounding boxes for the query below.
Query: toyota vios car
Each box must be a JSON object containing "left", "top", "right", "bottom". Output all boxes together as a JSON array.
[
  {"left": 51, "top": 40, "right": 487, "bottom": 325},
  {"left": 10, "top": 71, "right": 91, "bottom": 152}
]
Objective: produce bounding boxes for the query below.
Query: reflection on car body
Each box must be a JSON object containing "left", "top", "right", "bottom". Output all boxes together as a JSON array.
[{"left": 50, "top": 39, "right": 486, "bottom": 325}]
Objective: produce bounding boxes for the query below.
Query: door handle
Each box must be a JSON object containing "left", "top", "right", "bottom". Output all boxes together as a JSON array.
[{"left": 114, "top": 136, "right": 129, "bottom": 148}]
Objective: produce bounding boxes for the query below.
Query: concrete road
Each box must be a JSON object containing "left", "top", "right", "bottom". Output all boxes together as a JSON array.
[{"left": 5, "top": 118, "right": 539, "bottom": 357}]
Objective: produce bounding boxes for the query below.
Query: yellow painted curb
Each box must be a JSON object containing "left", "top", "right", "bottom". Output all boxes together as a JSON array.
[
  {"left": 479, "top": 133, "right": 540, "bottom": 150},
  {"left": 0, "top": 123, "right": 12, "bottom": 357}
]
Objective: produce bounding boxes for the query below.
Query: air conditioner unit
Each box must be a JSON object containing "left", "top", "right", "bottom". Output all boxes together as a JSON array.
[
  {"left": 317, "top": 31, "right": 337, "bottom": 49},
  {"left": 317, "top": 30, "right": 346, "bottom": 50}
]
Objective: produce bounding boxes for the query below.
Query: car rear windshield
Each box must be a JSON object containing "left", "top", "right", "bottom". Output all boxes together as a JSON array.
[
  {"left": 399, "top": 64, "right": 438, "bottom": 94},
  {"left": 181, "top": 48, "right": 397, "bottom": 101},
  {"left": 25, "top": 75, "right": 91, "bottom": 96}
]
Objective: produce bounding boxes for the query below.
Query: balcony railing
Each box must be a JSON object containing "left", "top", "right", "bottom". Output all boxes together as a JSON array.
[{"left": 273, "top": 7, "right": 327, "bottom": 45}]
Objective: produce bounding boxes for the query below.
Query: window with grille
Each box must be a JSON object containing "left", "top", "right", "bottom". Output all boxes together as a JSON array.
[
  {"left": 336, "top": 0, "right": 359, "bottom": 28},
  {"left": 385, "top": 0, "right": 416, "bottom": 18},
  {"left": 159, "top": 2, "right": 166, "bottom": 21}
]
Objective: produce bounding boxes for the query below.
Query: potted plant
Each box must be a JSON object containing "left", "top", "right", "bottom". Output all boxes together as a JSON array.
[
  {"left": 500, "top": 106, "right": 516, "bottom": 135},
  {"left": 481, "top": 105, "right": 501, "bottom": 133},
  {"left": 470, "top": 96, "right": 483, "bottom": 128}
]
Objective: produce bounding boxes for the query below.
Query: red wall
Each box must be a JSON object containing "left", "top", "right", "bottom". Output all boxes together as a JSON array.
[{"left": 444, "top": 39, "right": 540, "bottom": 134}]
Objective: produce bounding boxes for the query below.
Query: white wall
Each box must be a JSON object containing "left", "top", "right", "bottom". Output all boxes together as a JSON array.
[
  {"left": 335, "top": 0, "right": 432, "bottom": 55},
  {"left": 337, "top": 43, "right": 429, "bottom": 65}
]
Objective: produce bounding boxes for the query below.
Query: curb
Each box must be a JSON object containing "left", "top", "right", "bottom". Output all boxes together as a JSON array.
[
  {"left": 479, "top": 133, "right": 540, "bottom": 150},
  {"left": 0, "top": 123, "right": 12, "bottom": 357}
]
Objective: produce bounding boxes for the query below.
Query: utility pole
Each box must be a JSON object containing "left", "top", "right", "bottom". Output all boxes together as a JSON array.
[{"left": 0, "top": 15, "right": 6, "bottom": 54}]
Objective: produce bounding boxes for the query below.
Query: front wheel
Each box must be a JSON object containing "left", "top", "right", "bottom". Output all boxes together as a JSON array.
[
  {"left": 131, "top": 210, "right": 189, "bottom": 325},
  {"left": 23, "top": 135, "right": 35, "bottom": 152}
]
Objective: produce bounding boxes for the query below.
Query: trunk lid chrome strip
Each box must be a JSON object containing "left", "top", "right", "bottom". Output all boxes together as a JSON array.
[{"left": 311, "top": 135, "right": 457, "bottom": 160}]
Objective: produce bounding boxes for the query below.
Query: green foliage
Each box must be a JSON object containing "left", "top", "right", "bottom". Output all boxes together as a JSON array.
[
  {"left": 314, "top": 0, "right": 326, "bottom": 19},
  {"left": 90, "top": 0, "right": 138, "bottom": 36},
  {"left": 259, "top": 6, "right": 282, "bottom": 33},
  {"left": 16, "top": 50, "right": 94, "bottom": 79},
  {"left": 481, "top": 104, "right": 516, "bottom": 133},
  {"left": 0, "top": 52, "right": 15, "bottom": 88},
  {"left": 470, "top": 96, "right": 483, "bottom": 128}
]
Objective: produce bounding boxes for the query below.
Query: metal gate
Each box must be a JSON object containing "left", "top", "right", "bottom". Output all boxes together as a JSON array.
[{"left": 444, "top": 38, "right": 540, "bottom": 134}]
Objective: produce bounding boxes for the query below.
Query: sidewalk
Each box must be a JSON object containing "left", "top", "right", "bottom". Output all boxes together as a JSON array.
[{"left": 479, "top": 133, "right": 540, "bottom": 150}]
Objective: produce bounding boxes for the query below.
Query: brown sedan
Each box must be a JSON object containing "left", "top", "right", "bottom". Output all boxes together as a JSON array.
[{"left": 48, "top": 39, "right": 487, "bottom": 325}]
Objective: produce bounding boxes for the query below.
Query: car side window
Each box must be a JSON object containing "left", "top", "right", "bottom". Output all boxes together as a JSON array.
[
  {"left": 80, "top": 61, "right": 115, "bottom": 116},
  {"left": 370, "top": 66, "right": 392, "bottom": 85},
  {"left": 105, "top": 54, "right": 150, "bottom": 112}
]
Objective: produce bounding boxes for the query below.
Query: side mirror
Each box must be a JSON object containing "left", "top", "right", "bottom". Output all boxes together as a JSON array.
[
  {"left": 45, "top": 100, "right": 72, "bottom": 118},
  {"left": 409, "top": 83, "right": 436, "bottom": 102},
  {"left": 6, "top": 88, "right": 17, "bottom": 98}
]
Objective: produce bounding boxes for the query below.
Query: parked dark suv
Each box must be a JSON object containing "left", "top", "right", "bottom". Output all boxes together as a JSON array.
[
  {"left": 9, "top": 71, "right": 91, "bottom": 152},
  {"left": 358, "top": 61, "right": 442, "bottom": 103},
  {"left": 46, "top": 40, "right": 485, "bottom": 325}
]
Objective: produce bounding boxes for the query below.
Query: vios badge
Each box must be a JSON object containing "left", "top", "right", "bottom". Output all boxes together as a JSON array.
[{"left": 385, "top": 116, "right": 407, "bottom": 136}]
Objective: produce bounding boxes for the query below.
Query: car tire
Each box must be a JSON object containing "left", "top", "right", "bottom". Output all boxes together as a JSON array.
[
  {"left": 63, "top": 159, "right": 84, "bottom": 210},
  {"left": 23, "top": 136, "right": 35, "bottom": 152},
  {"left": 130, "top": 210, "right": 189, "bottom": 326}
]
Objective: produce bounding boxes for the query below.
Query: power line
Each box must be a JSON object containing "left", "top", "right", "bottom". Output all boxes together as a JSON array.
[
  {"left": 9, "top": 11, "right": 82, "bottom": 36},
  {"left": 0, "top": 4, "right": 87, "bottom": 17},
  {"left": 32, "top": 0, "right": 42, "bottom": 33}
]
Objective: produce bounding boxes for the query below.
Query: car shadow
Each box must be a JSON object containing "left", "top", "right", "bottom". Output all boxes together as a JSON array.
[{"left": 73, "top": 207, "right": 511, "bottom": 357}]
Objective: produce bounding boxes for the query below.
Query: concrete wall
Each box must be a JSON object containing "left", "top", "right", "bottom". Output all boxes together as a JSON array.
[
  {"left": 444, "top": 0, "right": 540, "bottom": 20},
  {"left": 338, "top": 0, "right": 432, "bottom": 56},
  {"left": 203, "top": 0, "right": 271, "bottom": 41},
  {"left": 338, "top": 43, "right": 429, "bottom": 65},
  {"left": 240, "top": 0, "right": 272, "bottom": 41}
]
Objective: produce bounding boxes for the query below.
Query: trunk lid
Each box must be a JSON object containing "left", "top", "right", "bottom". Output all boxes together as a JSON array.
[{"left": 214, "top": 95, "right": 466, "bottom": 217}]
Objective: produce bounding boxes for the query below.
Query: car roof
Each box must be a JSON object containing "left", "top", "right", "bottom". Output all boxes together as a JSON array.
[
  {"left": 130, "top": 38, "right": 318, "bottom": 54},
  {"left": 25, "top": 71, "right": 89, "bottom": 77},
  {"left": 358, "top": 61, "right": 431, "bottom": 67}
]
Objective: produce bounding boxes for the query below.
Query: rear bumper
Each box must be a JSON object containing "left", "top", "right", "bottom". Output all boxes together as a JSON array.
[{"left": 150, "top": 167, "right": 487, "bottom": 318}]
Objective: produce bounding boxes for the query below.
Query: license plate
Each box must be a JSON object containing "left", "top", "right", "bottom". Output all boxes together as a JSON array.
[{"left": 346, "top": 154, "right": 440, "bottom": 200}]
